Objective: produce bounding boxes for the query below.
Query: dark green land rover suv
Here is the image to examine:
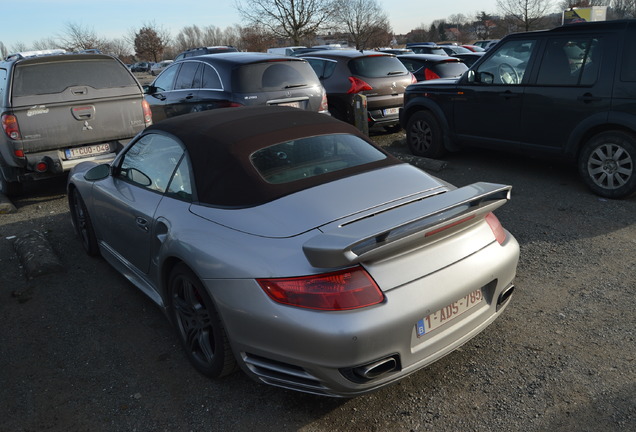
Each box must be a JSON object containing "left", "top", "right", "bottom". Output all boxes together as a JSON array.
[{"left": 400, "top": 19, "right": 636, "bottom": 199}]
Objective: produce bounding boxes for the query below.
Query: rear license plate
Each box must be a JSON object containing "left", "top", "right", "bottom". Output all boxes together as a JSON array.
[
  {"left": 65, "top": 143, "right": 112, "bottom": 159},
  {"left": 416, "top": 289, "right": 484, "bottom": 337},
  {"left": 383, "top": 107, "right": 399, "bottom": 116},
  {"left": 277, "top": 101, "right": 301, "bottom": 108}
]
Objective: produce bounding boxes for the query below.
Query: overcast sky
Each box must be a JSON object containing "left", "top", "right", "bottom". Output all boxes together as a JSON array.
[{"left": 2, "top": 0, "right": 514, "bottom": 50}]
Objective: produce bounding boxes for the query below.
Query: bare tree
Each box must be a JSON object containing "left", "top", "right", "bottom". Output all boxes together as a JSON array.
[
  {"left": 31, "top": 37, "right": 62, "bottom": 51},
  {"left": 58, "top": 22, "right": 104, "bottom": 51},
  {"left": 237, "top": 24, "right": 278, "bottom": 51},
  {"left": 331, "top": 0, "right": 391, "bottom": 49},
  {"left": 235, "top": 0, "right": 335, "bottom": 45},
  {"left": 610, "top": 0, "right": 636, "bottom": 18},
  {"left": 497, "top": 0, "right": 555, "bottom": 31}
]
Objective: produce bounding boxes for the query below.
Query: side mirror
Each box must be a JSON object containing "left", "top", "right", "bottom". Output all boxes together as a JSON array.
[
  {"left": 467, "top": 70, "right": 475, "bottom": 83},
  {"left": 84, "top": 164, "right": 110, "bottom": 181}
]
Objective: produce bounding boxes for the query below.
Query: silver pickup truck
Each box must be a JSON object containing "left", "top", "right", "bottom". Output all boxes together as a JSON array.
[{"left": 0, "top": 50, "right": 152, "bottom": 195}]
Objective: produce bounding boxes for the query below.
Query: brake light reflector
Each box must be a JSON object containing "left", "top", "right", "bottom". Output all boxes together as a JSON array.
[
  {"left": 410, "top": 73, "right": 417, "bottom": 84},
  {"left": 258, "top": 267, "right": 384, "bottom": 311},
  {"left": 424, "top": 68, "right": 440, "bottom": 81},
  {"left": 347, "top": 76, "right": 373, "bottom": 94},
  {"left": 486, "top": 212, "right": 506, "bottom": 244},
  {"left": 2, "top": 114, "right": 21, "bottom": 140},
  {"left": 319, "top": 88, "right": 329, "bottom": 112}
]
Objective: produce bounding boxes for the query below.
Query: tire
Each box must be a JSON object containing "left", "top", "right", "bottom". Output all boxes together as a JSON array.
[
  {"left": 69, "top": 189, "right": 99, "bottom": 256},
  {"left": 168, "top": 263, "right": 237, "bottom": 378},
  {"left": 578, "top": 131, "right": 636, "bottom": 199},
  {"left": 0, "top": 176, "right": 22, "bottom": 197},
  {"left": 406, "top": 110, "right": 446, "bottom": 158}
]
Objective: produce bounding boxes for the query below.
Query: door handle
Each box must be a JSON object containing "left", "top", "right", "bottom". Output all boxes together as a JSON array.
[
  {"left": 578, "top": 93, "right": 602, "bottom": 103},
  {"left": 135, "top": 217, "right": 149, "bottom": 232},
  {"left": 499, "top": 91, "right": 520, "bottom": 99},
  {"left": 185, "top": 93, "right": 195, "bottom": 100}
]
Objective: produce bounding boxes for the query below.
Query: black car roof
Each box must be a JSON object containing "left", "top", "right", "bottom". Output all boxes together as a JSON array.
[
  {"left": 299, "top": 49, "right": 394, "bottom": 59},
  {"left": 179, "top": 52, "right": 308, "bottom": 65},
  {"left": 397, "top": 53, "right": 461, "bottom": 62},
  {"left": 143, "top": 106, "right": 400, "bottom": 207}
]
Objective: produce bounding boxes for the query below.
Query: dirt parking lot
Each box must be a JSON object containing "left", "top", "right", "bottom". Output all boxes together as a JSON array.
[{"left": 0, "top": 133, "right": 634, "bottom": 431}]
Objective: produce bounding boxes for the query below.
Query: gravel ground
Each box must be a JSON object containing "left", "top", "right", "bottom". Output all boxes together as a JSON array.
[{"left": 0, "top": 130, "right": 634, "bottom": 432}]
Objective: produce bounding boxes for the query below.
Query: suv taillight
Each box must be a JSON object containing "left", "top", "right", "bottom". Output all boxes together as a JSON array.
[
  {"left": 141, "top": 100, "right": 153, "bottom": 126},
  {"left": 319, "top": 88, "right": 329, "bottom": 112},
  {"left": 1, "top": 114, "right": 21, "bottom": 140},
  {"left": 347, "top": 76, "right": 373, "bottom": 94},
  {"left": 257, "top": 266, "right": 384, "bottom": 311}
]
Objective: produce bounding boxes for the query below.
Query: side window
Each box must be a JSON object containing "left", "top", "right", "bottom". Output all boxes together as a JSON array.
[
  {"left": 174, "top": 61, "right": 199, "bottom": 90},
  {"left": 621, "top": 23, "right": 636, "bottom": 82},
  {"left": 475, "top": 39, "right": 536, "bottom": 85},
  {"left": 166, "top": 155, "right": 194, "bottom": 201},
  {"left": 117, "top": 134, "right": 184, "bottom": 194},
  {"left": 201, "top": 64, "right": 222, "bottom": 89},
  {"left": 536, "top": 37, "right": 601, "bottom": 86},
  {"left": 0, "top": 69, "right": 6, "bottom": 99},
  {"left": 305, "top": 58, "right": 327, "bottom": 78},
  {"left": 153, "top": 64, "right": 179, "bottom": 92}
]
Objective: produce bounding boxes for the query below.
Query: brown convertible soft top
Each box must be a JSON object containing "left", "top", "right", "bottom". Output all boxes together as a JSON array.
[{"left": 144, "top": 106, "right": 402, "bottom": 207}]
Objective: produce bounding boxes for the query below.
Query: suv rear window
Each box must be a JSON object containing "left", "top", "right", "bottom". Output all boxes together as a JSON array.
[
  {"left": 233, "top": 61, "right": 320, "bottom": 93},
  {"left": 349, "top": 56, "right": 409, "bottom": 78},
  {"left": 12, "top": 59, "right": 137, "bottom": 97}
]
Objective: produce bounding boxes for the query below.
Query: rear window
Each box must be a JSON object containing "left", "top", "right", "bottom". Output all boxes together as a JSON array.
[
  {"left": 348, "top": 56, "right": 409, "bottom": 78},
  {"left": 432, "top": 61, "right": 468, "bottom": 78},
  {"left": 250, "top": 133, "right": 387, "bottom": 184},
  {"left": 12, "top": 59, "right": 137, "bottom": 97},
  {"left": 233, "top": 61, "right": 321, "bottom": 92}
]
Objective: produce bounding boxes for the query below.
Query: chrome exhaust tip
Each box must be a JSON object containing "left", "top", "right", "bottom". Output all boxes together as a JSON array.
[{"left": 496, "top": 284, "right": 515, "bottom": 311}]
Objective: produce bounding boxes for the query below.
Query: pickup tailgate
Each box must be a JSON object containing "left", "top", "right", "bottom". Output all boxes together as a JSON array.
[{"left": 10, "top": 56, "right": 147, "bottom": 154}]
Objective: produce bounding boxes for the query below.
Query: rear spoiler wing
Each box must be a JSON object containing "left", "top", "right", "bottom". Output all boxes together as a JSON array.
[{"left": 303, "top": 182, "right": 512, "bottom": 268}]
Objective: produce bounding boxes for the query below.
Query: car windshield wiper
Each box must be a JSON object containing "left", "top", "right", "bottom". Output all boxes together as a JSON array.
[{"left": 284, "top": 83, "right": 307, "bottom": 89}]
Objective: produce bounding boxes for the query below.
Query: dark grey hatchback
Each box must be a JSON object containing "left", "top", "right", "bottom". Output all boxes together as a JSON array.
[
  {"left": 144, "top": 53, "right": 328, "bottom": 122},
  {"left": 298, "top": 50, "right": 415, "bottom": 130}
]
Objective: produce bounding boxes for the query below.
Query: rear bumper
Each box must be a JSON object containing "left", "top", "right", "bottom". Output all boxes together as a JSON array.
[{"left": 207, "top": 233, "right": 520, "bottom": 397}]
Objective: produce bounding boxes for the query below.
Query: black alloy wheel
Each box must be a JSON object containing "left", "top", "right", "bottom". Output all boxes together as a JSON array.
[
  {"left": 168, "top": 263, "right": 237, "bottom": 378},
  {"left": 69, "top": 189, "right": 99, "bottom": 256},
  {"left": 406, "top": 110, "right": 446, "bottom": 158}
]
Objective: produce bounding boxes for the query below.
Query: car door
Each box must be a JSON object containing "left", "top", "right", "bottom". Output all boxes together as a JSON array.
[
  {"left": 145, "top": 63, "right": 180, "bottom": 122},
  {"left": 519, "top": 33, "right": 615, "bottom": 155},
  {"left": 162, "top": 61, "right": 201, "bottom": 119},
  {"left": 90, "top": 133, "right": 185, "bottom": 274},
  {"left": 451, "top": 38, "right": 538, "bottom": 150}
]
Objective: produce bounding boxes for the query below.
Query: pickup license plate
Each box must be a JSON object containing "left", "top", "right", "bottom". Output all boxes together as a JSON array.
[
  {"left": 383, "top": 107, "right": 400, "bottom": 116},
  {"left": 416, "top": 289, "right": 484, "bottom": 337},
  {"left": 65, "top": 143, "right": 112, "bottom": 159},
  {"left": 276, "top": 101, "right": 301, "bottom": 108}
]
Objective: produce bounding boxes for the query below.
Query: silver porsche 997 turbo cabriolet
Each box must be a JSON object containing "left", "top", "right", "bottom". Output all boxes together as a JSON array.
[{"left": 68, "top": 106, "right": 519, "bottom": 397}]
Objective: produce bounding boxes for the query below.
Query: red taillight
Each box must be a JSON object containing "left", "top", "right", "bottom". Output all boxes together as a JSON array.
[
  {"left": 486, "top": 212, "right": 507, "bottom": 245},
  {"left": 257, "top": 267, "right": 384, "bottom": 311},
  {"left": 141, "top": 100, "right": 153, "bottom": 126},
  {"left": 410, "top": 73, "right": 417, "bottom": 84},
  {"left": 319, "top": 88, "right": 329, "bottom": 112},
  {"left": 2, "top": 114, "right": 21, "bottom": 140},
  {"left": 347, "top": 76, "right": 373, "bottom": 94},
  {"left": 35, "top": 161, "right": 48, "bottom": 172},
  {"left": 424, "top": 68, "right": 441, "bottom": 81}
]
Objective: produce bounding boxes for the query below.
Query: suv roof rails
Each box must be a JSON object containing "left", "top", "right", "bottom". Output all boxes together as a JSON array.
[{"left": 5, "top": 49, "right": 67, "bottom": 61}]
